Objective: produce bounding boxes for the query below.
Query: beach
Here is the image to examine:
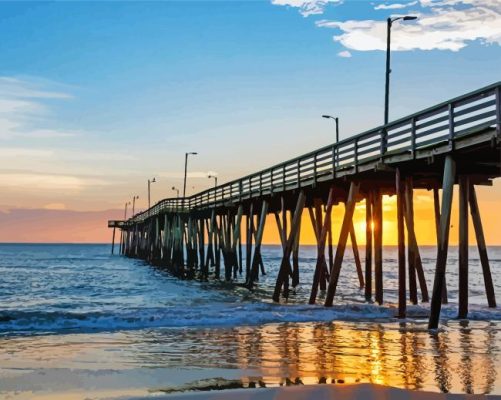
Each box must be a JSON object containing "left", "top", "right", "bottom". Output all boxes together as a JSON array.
[{"left": 1, "top": 244, "right": 501, "bottom": 399}]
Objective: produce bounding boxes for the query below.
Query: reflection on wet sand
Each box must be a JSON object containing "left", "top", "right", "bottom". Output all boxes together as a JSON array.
[
  {"left": 126, "top": 321, "right": 499, "bottom": 394},
  {"left": 0, "top": 321, "right": 499, "bottom": 396}
]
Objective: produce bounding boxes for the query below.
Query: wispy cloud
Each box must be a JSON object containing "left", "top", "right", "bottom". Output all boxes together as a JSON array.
[
  {"left": 317, "top": 0, "right": 501, "bottom": 52},
  {"left": 159, "top": 171, "right": 218, "bottom": 179},
  {"left": 0, "top": 76, "right": 78, "bottom": 139},
  {"left": 271, "top": 0, "right": 342, "bottom": 16},
  {"left": 273, "top": 0, "right": 501, "bottom": 52},
  {"left": 374, "top": 1, "right": 417, "bottom": 10},
  {"left": 0, "top": 148, "right": 55, "bottom": 158},
  {"left": 338, "top": 50, "right": 352, "bottom": 57},
  {"left": 43, "top": 202, "right": 67, "bottom": 210},
  {"left": 0, "top": 172, "right": 109, "bottom": 191}
]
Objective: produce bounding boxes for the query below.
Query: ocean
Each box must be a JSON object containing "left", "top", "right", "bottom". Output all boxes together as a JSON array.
[{"left": 1, "top": 243, "right": 500, "bottom": 398}]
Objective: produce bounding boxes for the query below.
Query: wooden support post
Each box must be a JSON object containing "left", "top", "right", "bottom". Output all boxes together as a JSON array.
[
  {"left": 327, "top": 222, "right": 333, "bottom": 273},
  {"left": 365, "top": 193, "right": 373, "bottom": 302},
  {"left": 396, "top": 168, "right": 406, "bottom": 318},
  {"left": 246, "top": 204, "right": 254, "bottom": 282},
  {"left": 292, "top": 214, "right": 301, "bottom": 288},
  {"left": 111, "top": 226, "right": 116, "bottom": 255},
  {"left": 325, "top": 182, "right": 360, "bottom": 306},
  {"left": 214, "top": 216, "right": 221, "bottom": 279},
  {"left": 315, "top": 200, "right": 328, "bottom": 291},
  {"left": 248, "top": 200, "right": 268, "bottom": 287},
  {"left": 469, "top": 184, "right": 496, "bottom": 308},
  {"left": 309, "top": 189, "right": 335, "bottom": 304},
  {"left": 350, "top": 222, "right": 364, "bottom": 289},
  {"left": 273, "top": 191, "right": 306, "bottom": 302},
  {"left": 458, "top": 176, "right": 469, "bottom": 319},
  {"left": 373, "top": 191, "right": 384, "bottom": 305},
  {"left": 429, "top": 155, "right": 456, "bottom": 329},
  {"left": 434, "top": 187, "right": 448, "bottom": 304},
  {"left": 404, "top": 177, "right": 429, "bottom": 304},
  {"left": 231, "top": 205, "right": 244, "bottom": 279},
  {"left": 404, "top": 179, "right": 417, "bottom": 305},
  {"left": 238, "top": 227, "right": 243, "bottom": 276},
  {"left": 205, "top": 211, "right": 215, "bottom": 276}
]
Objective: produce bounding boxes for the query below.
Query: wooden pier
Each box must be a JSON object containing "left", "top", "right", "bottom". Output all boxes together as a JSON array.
[{"left": 109, "top": 82, "right": 501, "bottom": 329}]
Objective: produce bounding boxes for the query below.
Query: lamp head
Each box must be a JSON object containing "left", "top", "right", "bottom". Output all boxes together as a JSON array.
[
  {"left": 152, "top": 177, "right": 156, "bottom": 183},
  {"left": 403, "top": 15, "right": 418, "bottom": 20},
  {"left": 322, "top": 115, "right": 331, "bottom": 119}
]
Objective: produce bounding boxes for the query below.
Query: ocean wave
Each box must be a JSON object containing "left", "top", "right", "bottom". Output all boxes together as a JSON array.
[{"left": 1, "top": 302, "right": 501, "bottom": 335}]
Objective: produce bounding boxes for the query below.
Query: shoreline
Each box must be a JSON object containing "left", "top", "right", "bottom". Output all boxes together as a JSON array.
[{"left": 126, "top": 383, "right": 497, "bottom": 399}]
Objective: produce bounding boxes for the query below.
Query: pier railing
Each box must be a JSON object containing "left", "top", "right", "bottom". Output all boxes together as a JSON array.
[{"left": 129, "top": 81, "right": 500, "bottom": 223}]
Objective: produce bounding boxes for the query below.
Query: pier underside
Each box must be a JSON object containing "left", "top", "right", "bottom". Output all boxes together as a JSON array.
[{"left": 110, "top": 82, "right": 501, "bottom": 328}]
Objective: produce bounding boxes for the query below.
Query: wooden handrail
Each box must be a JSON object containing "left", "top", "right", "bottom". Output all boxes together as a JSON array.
[{"left": 127, "top": 82, "right": 500, "bottom": 224}]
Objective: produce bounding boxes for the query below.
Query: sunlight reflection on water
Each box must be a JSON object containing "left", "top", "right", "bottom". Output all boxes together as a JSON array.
[{"left": 1, "top": 319, "right": 499, "bottom": 398}]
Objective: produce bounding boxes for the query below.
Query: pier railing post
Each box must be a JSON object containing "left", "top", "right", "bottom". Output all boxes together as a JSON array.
[
  {"left": 448, "top": 103, "right": 455, "bottom": 151},
  {"left": 496, "top": 86, "right": 501, "bottom": 138}
]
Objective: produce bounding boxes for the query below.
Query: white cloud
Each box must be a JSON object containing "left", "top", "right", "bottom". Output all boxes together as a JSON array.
[
  {"left": 0, "top": 148, "right": 54, "bottom": 158},
  {"left": 0, "top": 77, "right": 73, "bottom": 100},
  {"left": 0, "top": 76, "right": 77, "bottom": 139},
  {"left": 271, "top": 0, "right": 342, "bottom": 16},
  {"left": 43, "top": 202, "right": 67, "bottom": 210},
  {"left": 159, "top": 171, "right": 219, "bottom": 179},
  {"left": 0, "top": 172, "right": 108, "bottom": 191},
  {"left": 374, "top": 1, "right": 418, "bottom": 10},
  {"left": 317, "top": 0, "right": 501, "bottom": 52},
  {"left": 338, "top": 50, "right": 352, "bottom": 57}
]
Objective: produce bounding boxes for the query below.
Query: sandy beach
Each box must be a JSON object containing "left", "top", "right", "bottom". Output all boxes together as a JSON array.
[{"left": 126, "top": 383, "right": 498, "bottom": 400}]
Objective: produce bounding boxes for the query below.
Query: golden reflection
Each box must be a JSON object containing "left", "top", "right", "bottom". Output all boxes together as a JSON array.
[
  {"left": 228, "top": 322, "right": 498, "bottom": 393},
  {"left": 1, "top": 322, "right": 498, "bottom": 398}
]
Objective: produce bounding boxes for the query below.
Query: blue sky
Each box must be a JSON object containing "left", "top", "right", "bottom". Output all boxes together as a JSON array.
[{"left": 0, "top": 0, "right": 499, "bottom": 213}]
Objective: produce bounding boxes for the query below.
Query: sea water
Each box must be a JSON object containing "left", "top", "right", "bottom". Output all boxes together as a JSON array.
[{"left": 0, "top": 244, "right": 500, "bottom": 398}]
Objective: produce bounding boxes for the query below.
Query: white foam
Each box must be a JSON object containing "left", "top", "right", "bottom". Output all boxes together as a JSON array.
[{"left": 2, "top": 301, "right": 501, "bottom": 335}]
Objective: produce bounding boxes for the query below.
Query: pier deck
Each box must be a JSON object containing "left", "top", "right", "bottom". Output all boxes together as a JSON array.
[{"left": 110, "top": 81, "right": 501, "bottom": 328}]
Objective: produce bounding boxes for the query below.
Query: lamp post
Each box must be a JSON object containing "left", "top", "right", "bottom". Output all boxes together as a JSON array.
[
  {"left": 124, "top": 201, "right": 131, "bottom": 220},
  {"left": 384, "top": 15, "right": 418, "bottom": 125},
  {"left": 183, "top": 152, "right": 198, "bottom": 198},
  {"left": 321, "top": 115, "right": 339, "bottom": 143},
  {"left": 132, "top": 195, "right": 139, "bottom": 216},
  {"left": 172, "top": 186, "right": 179, "bottom": 198},
  {"left": 208, "top": 174, "right": 218, "bottom": 188},
  {"left": 148, "top": 177, "right": 156, "bottom": 209},
  {"left": 322, "top": 115, "right": 340, "bottom": 168}
]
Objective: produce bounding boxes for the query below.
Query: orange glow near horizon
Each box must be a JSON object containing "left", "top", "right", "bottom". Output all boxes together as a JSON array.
[{"left": 260, "top": 186, "right": 501, "bottom": 247}]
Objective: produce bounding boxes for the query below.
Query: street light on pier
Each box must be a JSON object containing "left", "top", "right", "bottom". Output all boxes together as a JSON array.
[
  {"left": 208, "top": 173, "right": 218, "bottom": 188},
  {"left": 132, "top": 195, "right": 139, "bottom": 216},
  {"left": 384, "top": 15, "right": 418, "bottom": 125},
  {"left": 183, "top": 152, "right": 198, "bottom": 198},
  {"left": 172, "top": 186, "right": 180, "bottom": 198},
  {"left": 321, "top": 115, "right": 339, "bottom": 144},
  {"left": 124, "top": 201, "right": 131, "bottom": 220},
  {"left": 148, "top": 177, "right": 156, "bottom": 209}
]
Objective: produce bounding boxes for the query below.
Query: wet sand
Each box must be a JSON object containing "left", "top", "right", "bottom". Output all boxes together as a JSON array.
[{"left": 127, "top": 383, "right": 497, "bottom": 399}]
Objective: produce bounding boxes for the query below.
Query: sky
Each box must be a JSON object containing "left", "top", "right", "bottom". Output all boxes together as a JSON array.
[{"left": 0, "top": 0, "right": 499, "bottom": 243}]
